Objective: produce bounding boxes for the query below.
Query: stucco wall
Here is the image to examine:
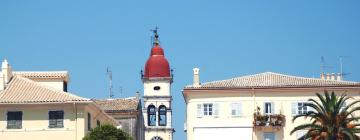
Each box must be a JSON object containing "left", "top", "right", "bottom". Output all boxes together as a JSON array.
[
  {"left": 0, "top": 103, "right": 115, "bottom": 140},
  {"left": 30, "top": 78, "right": 65, "bottom": 91},
  {"left": 184, "top": 88, "right": 360, "bottom": 140}
]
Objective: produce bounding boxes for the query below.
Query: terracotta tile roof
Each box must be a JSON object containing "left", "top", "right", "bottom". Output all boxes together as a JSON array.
[
  {"left": 13, "top": 71, "right": 69, "bottom": 81},
  {"left": 0, "top": 75, "right": 89, "bottom": 103},
  {"left": 93, "top": 97, "right": 139, "bottom": 112},
  {"left": 185, "top": 72, "right": 360, "bottom": 89}
]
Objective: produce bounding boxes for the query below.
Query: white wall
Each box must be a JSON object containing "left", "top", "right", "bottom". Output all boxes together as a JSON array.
[
  {"left": 29, "top": 78, "right": 65, "bottom": 91},
  {"left": 184, "top": 88, "right": 360, "bottom": 140}
]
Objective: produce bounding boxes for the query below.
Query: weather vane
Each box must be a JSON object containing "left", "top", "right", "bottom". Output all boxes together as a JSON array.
[{"left": 151, "top": 26, "right": 160, "bottom": 45}]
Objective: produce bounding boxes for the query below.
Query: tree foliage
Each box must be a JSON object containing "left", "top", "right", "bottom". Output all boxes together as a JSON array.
[
  {"left": 83, "top": 124, "right": 133, "bottom": 140},
  {"left": 290, "top": 91, "right": 360, "bottom": 140}
]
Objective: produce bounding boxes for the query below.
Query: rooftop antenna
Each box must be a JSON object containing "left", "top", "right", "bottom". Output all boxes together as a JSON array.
[
  {"left": 339, "top": 56, "right": 351, "bottom": 79},
  {"left": 106, "top": 67, "right": 114, "bottom": 98},
  {"left": 119, "top": 86, "right": 123, "bottom": 98},
  {"left": 320, "top": 56, "right": 332, "bottom": 74}
]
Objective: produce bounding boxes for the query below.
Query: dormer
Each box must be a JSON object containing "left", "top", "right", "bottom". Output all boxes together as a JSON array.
[{"left": 12, "top": 71, "right": 69, "bottom": 92}]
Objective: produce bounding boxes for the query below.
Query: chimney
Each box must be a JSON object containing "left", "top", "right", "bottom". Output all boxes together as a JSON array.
[
  {"left": 1, "top": 59, "right": 13, "bottom": 90},
  {"left": 337, "top": 73, "right": 342, "bottom": 81},
  {"left": 1, "top": 59, "right": 12, "bottom": 84},
  {"left": 0, "top": 72, "right": 4, "bottom": 90},
  {"left": 193, "top": 68, "right": 201, "bottom": 87},
  {"left": 326, "top": 73, "right": 330, "bottom": 80},
  {"left": 320, "top": 73, "right": 325, "bottom": 80},
  {"left": 331, "top": 73, "right": 335, "bottom": 80}
]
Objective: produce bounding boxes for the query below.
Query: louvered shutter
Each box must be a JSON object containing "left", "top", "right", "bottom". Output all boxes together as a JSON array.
[
  {"left": 291, "top": 102, "right": 297, "bottom": 116},
  {"left": 263, "top": 102, "right": 266, "bottom": 114},
  {"left": 197, "top": 104, "right": 203, "bottom": 118},
  {"left": 213, "top": 103, "right": 219, "bottom": 117},
  {"left": 238, "top": 103, "right": 242, "bottom": 116}
]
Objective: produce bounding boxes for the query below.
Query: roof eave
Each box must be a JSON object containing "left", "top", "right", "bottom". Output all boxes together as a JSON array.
[
  {"left": 0, "top": 100, "right": 91, "bottom": 105},
  {"left": 184, "top": 85, "right": 360, "bottom": 90}
]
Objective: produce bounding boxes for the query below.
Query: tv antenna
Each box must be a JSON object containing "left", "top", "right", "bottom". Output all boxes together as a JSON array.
[
  {"left": 106, "top": 67, "right": 114, "bottom": 98},
  {"left": 320, "top": 56, "right": 332, "bottom": 74},
  {"left": 119, "top": 86, "right": 123, "bottom": 98},
  {"left": 339, "top": 56, "right": 351, "bottom": 79}
]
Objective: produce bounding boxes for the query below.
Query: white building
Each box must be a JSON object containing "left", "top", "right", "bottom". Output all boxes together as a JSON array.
[
  {"left": 183, "top": 69, "right": 360, "bottom": 140},
  {"left": 141, "top": 29, "right": 174, "bottom": 140}
]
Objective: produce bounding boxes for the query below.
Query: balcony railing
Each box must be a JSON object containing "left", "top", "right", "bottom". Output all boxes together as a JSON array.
[{"left": 253, "top": 114, "right": 285, "bottom": 131}]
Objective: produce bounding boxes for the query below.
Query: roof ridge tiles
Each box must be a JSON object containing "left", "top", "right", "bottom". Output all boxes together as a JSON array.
[{"left": 185, "top": 72, "right": 360, "bottom": 89}]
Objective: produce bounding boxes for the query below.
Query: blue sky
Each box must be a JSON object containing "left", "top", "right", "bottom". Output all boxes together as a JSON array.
[{"left": 1, "top": 0, "right": 360, "bottom": 139}]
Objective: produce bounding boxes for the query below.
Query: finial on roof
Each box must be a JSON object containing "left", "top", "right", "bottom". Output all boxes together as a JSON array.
[{"left": 151, "top": 26, "right": 160, "bottom": 45}]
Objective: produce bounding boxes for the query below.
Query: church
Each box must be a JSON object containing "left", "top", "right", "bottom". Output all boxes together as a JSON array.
[{"left": 140, "top": 29, "right": 175, "bottom": 140}]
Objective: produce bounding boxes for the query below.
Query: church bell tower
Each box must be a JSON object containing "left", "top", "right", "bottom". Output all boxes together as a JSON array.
[{"left": 141, "top": 28, "right": 174, "bottom": 140}]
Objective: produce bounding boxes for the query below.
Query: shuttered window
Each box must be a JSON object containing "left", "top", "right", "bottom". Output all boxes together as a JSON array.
[
  {"left": 197, "top": 103, "right": 219, "bottom": 118},
  {"left": 49, "top": 111, "right": 64, "bottom": 128},
  {"left": 7, "top": 111, "right": 22, "bottom": 129},
  {"left": 264, "top": 102, "right": 274, "bottom": 115},
  {"left": 292, "top": 102, "right": 311, "bottom": 116},
  {"left": 231, "top": 103, "right": 242, "bottom": 117}
]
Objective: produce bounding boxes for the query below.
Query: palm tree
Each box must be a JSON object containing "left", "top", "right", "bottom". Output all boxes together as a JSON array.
[{"left": 290, "top": 91, "right": 360, "bottom": 140}]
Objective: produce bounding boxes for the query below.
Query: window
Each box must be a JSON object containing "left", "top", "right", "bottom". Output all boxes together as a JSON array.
[
  {"left": 87, "top": 113, "right": 91, "bottom": 130},
  {"left": 197, "top": 103, "right": 219, "bottom": 118},
  {"left": 264, "top": 132, "right": 275, "bottom": 140},
  {"left": 96, "top": 120, "right": 101, "bottom": 127},
  {"left": 49, "top": 111, "right": 64, "bottom": 128},
  {"left": 340, "top": 102, "right": 346, "bottom": 112},
  {"left": 158, "top": 105, "right": 167, "bottom": 126},
  {"left": 204, "top": 103, "right": 213, "bottom": 116},
  {"left": 63, "top": 82, "right": 68, "bottom": 92},
  {"left": 153, "top": 86, "right": 161, "bottom": 91},
  {"left": 264, "top": 102, "right": 274, "bottom": 115},
  {"left": 231, "top": 103, "right": 242, "bottom": 117},
  {"left": 7, "top": 111, "right": 22, "bottom": 129},
  {"left": 296, "top": 130, "right": 307, "bottom": 139},
  {"left": 148, "top": 105, "right": 156, "bottom": 126},
  {"left": 151, "top": 136, "right": 163, "bottom": 140},
  {"left": 292, "top": 102, "right": 311, "bottom": 116},
  {"left": 297, "top": 102, "right": 308, "bottom": 115}
]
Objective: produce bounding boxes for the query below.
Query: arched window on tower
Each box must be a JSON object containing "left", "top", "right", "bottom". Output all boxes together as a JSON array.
[
  {"left": 151, "top": 136, "right": 163, "bottom": 140},
  {"left": 148, "top": 105, "right": 156, "bottom": 126},
  {"left": 158, "top": 105, "right": 167, "bottom": 126}
]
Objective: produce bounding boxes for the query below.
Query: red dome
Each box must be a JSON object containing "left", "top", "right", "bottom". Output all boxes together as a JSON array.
[{"left": 144, "top": 45, "right": 170, "bottom": 78}]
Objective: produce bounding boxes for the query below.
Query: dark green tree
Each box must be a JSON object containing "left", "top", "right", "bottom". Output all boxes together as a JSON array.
[
  {"left": 83, "top": 124, "right": 133, "bottom": 140},
  {"left": 290, "top": 91, "right": 360, "bottom": 140}
]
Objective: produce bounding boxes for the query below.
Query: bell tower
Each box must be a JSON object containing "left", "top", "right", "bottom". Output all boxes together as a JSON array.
[{"left": 141, "top": 28, "right": 174, "bottom": 140}]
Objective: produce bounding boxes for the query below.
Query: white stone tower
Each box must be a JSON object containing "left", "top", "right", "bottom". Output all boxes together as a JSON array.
[{"left": 141, "top": 28, "right": 174, "bottom": 140}]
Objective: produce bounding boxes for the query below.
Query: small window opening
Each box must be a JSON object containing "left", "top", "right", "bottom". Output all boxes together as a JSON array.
[{"left": 154, "top": 86, "right": 161, "bottom": 91}]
